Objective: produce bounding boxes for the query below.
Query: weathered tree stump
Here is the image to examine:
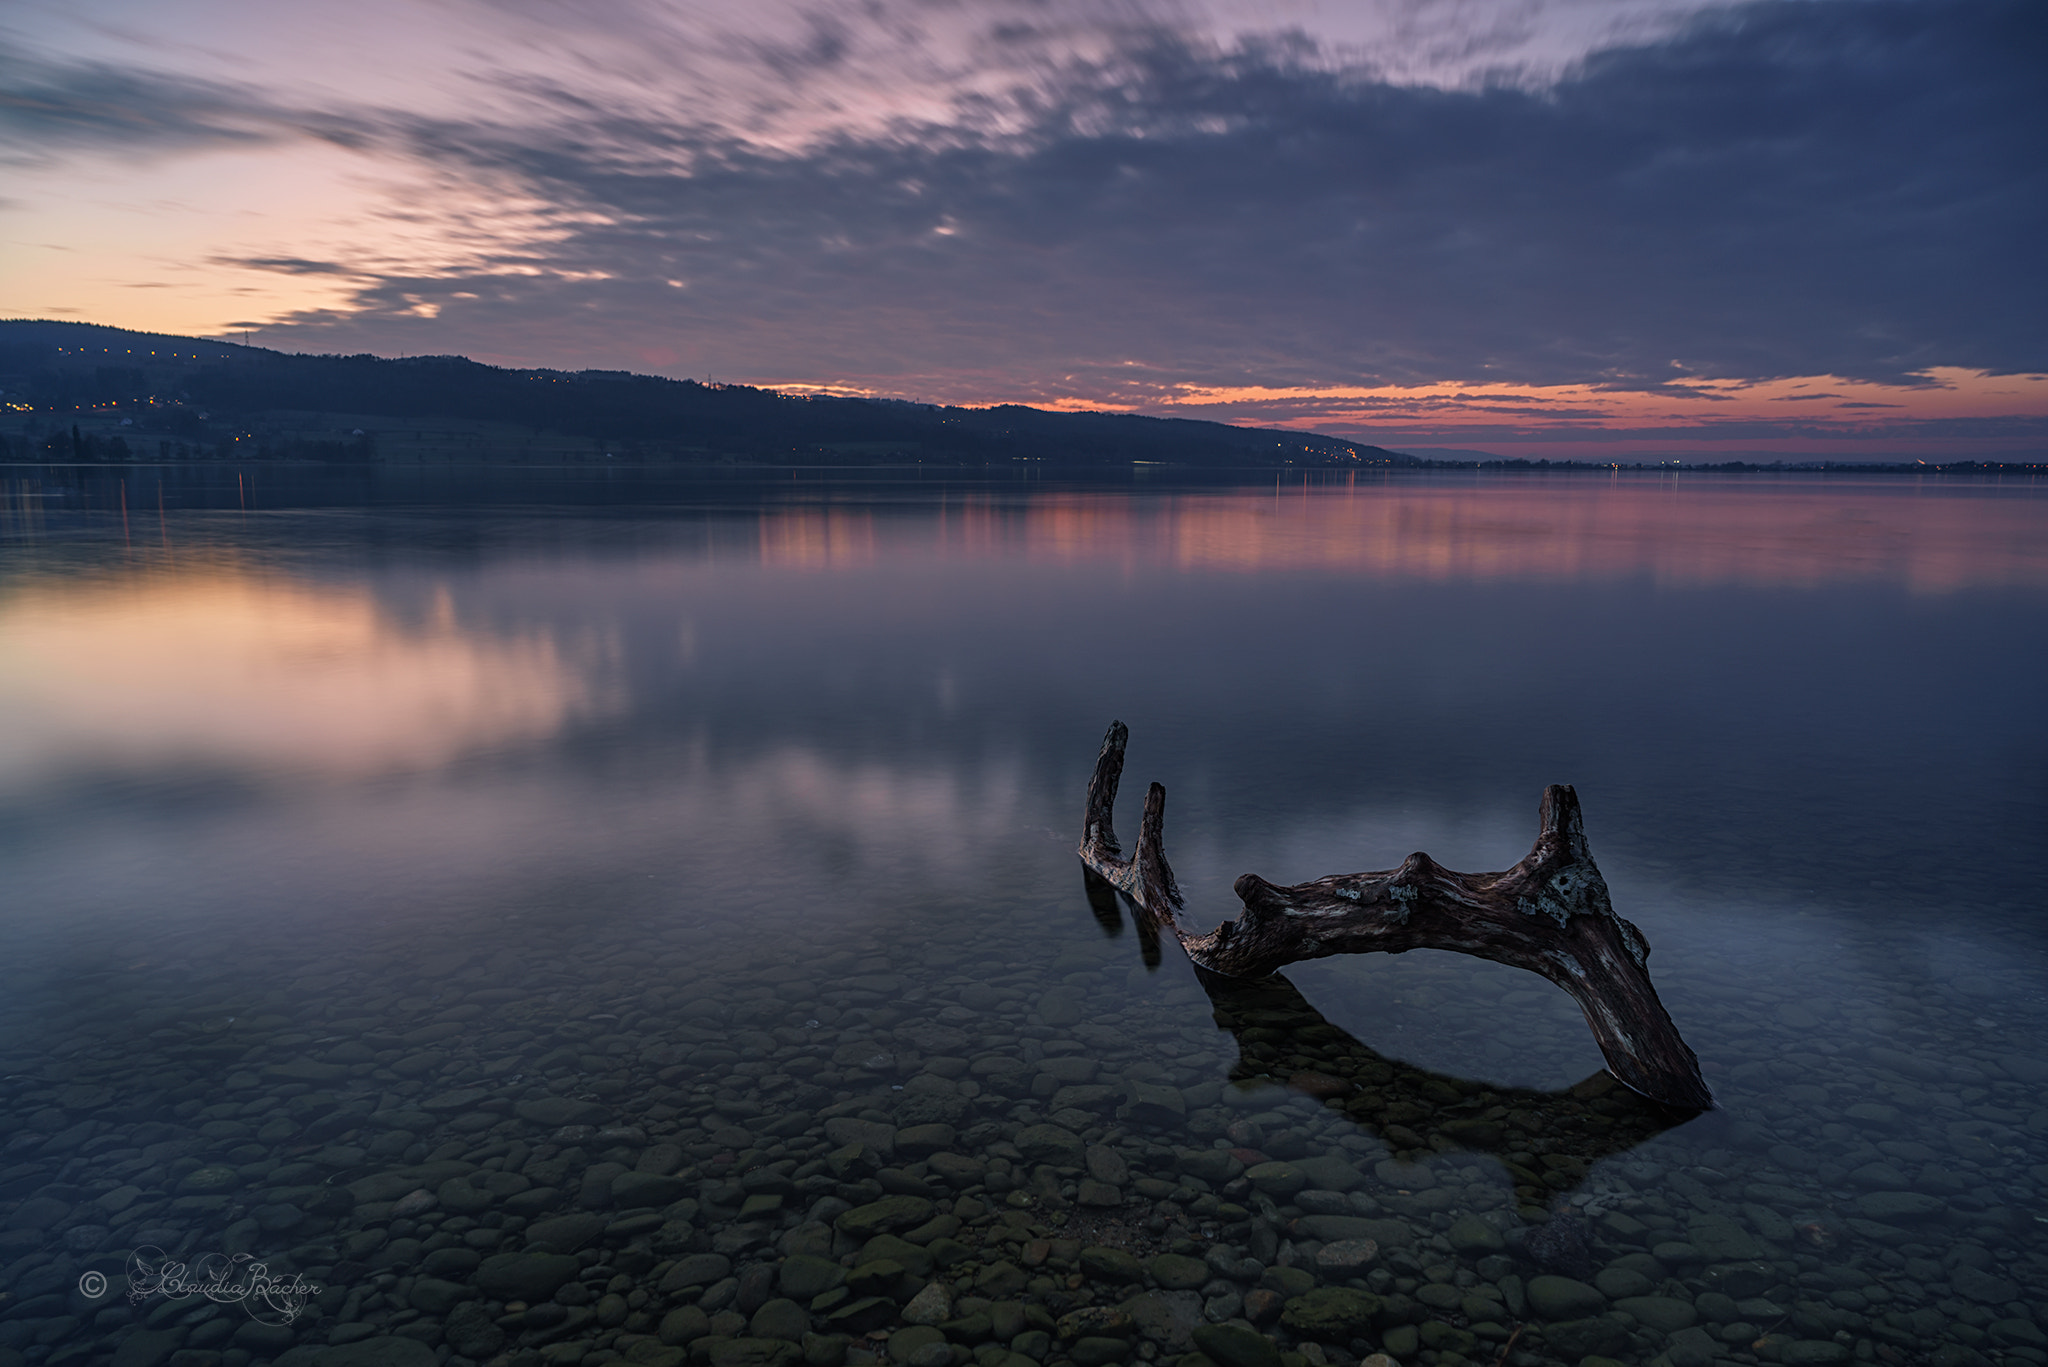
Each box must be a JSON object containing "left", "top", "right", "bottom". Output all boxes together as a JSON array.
[{"left": 1078, "top": 721, "right": 1714, "bottom": 1110}]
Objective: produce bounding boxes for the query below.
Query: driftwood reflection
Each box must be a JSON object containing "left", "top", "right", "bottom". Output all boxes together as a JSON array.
[{"left": 1087, "top": 868, "right": 1697, "bottom": 1198}]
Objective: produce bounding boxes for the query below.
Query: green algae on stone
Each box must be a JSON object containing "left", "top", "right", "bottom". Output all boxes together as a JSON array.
[
  {"left": 1278, "top": 1288, "right": 1382, "bottom": 1338},
  {"left": 835, "top": 1195, "right": 933, "bottom": 1238}
]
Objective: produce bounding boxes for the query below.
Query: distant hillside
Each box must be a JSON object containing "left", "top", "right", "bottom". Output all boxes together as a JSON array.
[{"left": 0, "top": 320, "right": 1408, "bottom": 468}]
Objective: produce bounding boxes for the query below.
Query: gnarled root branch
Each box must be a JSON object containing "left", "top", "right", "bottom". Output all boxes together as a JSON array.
[{"left": 1077, "top": 720, "right": 1713, "bottom": 1111}]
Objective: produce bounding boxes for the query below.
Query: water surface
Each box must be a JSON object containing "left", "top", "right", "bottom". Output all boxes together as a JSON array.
[{"left": 1, "top": 466, "right": 2043, "bottom": 1367}]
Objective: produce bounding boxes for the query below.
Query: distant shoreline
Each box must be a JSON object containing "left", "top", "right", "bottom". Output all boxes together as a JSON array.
[
  {"left": 4, "top": 457, "right": 2043, "bottom": 477},
  {"left": 7, "top": 320, "right": 2040, "bottom": 473}
]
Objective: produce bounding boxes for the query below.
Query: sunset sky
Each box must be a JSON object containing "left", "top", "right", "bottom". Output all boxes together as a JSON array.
[{"left": 3, "top": 0, "right": 2042, "bottom": 460}]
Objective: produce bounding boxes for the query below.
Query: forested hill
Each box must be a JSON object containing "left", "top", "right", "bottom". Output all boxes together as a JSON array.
[{"left": 0, "top": 319, "right": 1403, "bottom": 467}]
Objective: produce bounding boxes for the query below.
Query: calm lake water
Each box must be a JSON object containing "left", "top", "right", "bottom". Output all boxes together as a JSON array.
[{"left": 1, "top": 465, "right": 2043, "bottom": 1367}]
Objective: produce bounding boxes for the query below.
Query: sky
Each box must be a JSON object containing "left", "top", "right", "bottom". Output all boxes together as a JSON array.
[{"left": 2, "top": 0, "right": 2043, "bottom": 460}]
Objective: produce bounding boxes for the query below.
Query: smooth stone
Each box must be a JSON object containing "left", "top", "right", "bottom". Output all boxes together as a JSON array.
[
  {"left": 639, "top": 1143, "right": 686, "bottom": 1174},
  {"left": 1086, "top": 1146, "right": 1130, "bottom": 1185},
  {"left": 935, "top": 1311, "right": 990, "bottom": 1342},
  {"left": 445, "top": 1301, "right": 506, "bottom": 1359},
  {"left": 780, "top": 1255, "right": 846, "bottom": 1300},
  {"left": 1261, "top": 1267, "right": 1314, "bottom": 1299},
  {"left": 1539, "top": 1317, "right": 1630, "bottom": 1359},
  {"left": 1286, "top": 1071, "right": 1350, "bottom": 1099},
  {"left": 407, "top": 1277, "right": 473, "bottom": 1313},
  {"left": 275, "top": 1337, "right": 440, "bottom": 1367},
  {"left": 1147, "top": 1254, "right": 1209, "bottom": 1291},
  {"left": 824, "top": 1118, "right": 897, "bottom": 1156},
  {"left": 1526, "top": 1275, "right": 1607, "bottom": 1320},
  {"left": 1037, "top": 992, "right": 1084, "bottom": 1027},
  {"left": 661, "top": 1307, "right": 713, "bottom": 1346},
  {"left": 1290, "top": 1155, "right": 1363, "bottom": 1193},
  {"left": 1700, "top": 1262, "right": 1777, "bottom": 1298},
  {"left": 847, "top": 1258, "right": 909, "bottom": 1297},
  {"left": 1615, "top": 1295, "right": 1697, "bottom": 1332},
  {"left": 1779, "top": 1342, "right": 1851, "bottom": 1365},
  {"left": 753, "top": 1299, "right": 812, "bottom": 1342},
  {"left": 1119, "top": 1290, "right": 1202, "bottom": 1350},
  {"left": 706, "top": 1338, "right": 803, "bottom": 1367},
  {"left": 825, "top": 1296, "right": 897, "bottom": 1333},
  {"left": 515, "top": 1097, "right": 608, "bottom": 1126},
  {"left": 1123, "top": 1083, "right": 1185, "bottom": 1124},
  {"left": 1447, "top": 1214, "right": 1504, "bottom": 1253},
  {"left": 1070, "top": 1336, "right": 1130, "bottom": 1366},
  {"left": 975, "top": 1262, "right": 1028, "bottom": 1299},
  {"left": 1950, "top": 1266, "right": 2019, "bottom": 1303},
  {"left": 1077, "top": 1179, "right": 1122, "bottom": 1207},
  {"left": 1990, "top": 1319, "right": 2048, "bottom": 1350},
  {"left": 1594, "top": 1267, "right": 1654, "bottom": 1299},
  {"left": 888, "top": 1326, "right": 946, "bottom": 1364},
  {"left": 837, "top": 1196, "right": 933, "bottom": 1239},
  {"left": 901, "top": 1283, "right": 952, "bottom": 1326},
  {"left": 1057, "top": 1307, "right": 1136, "bottom": 1339},
  {"left": 615, "top": 1171, "right": 693, "bottom": 1207},
  {"left": 1312, "top": 1240, "right": 1377, "bottom": 1275},
  {"left": 1041, "top": 1057, "right": 1100, "bottom": 1085},
  {"left": 1176, "top": 1149, "right": 1243, "bottom": 1184},
  {"left": 476, "top": 1251, "right": 581, "bottom": 1301},
  {"left": 927, "top": 1153, "right": 985, "bottom": 1187},
  {"left": 1051, "top": 1084, "right": 1120, "bottom": 1114},
  {"left": 1295, "top": 1215, "right": 1413, "bottom": 1248},
  {"left": 805, "top": 1332, "right": 852, "bottom": 1367},
  {"left": 1244, "top": 1163, "right": 1306, "bottom": 1197},
  {"left": 895, "top": 1125, "right": 956, "bottom": 1159},
  {"left": 526, "top": 1212, "right": 607, "bottom": 1251},
  {"left": 1853, "top": 1191, "right": 1947, "bottom": 1222},
  {"left": 861, "top": 1234, "right": 935, "bottom": 1278},
  {"left": 663, "top": 1254, "right": 735, "bottom": 1292},
  {"left": 1191, "top": 1323, "right": 1282, "bottom": 1367},
  {"left": 1015, "top": 1124, "right": 1085, "bottom": 1165},
  {"left": 1080, "top": 1247, "right": 1145, "bottom": 1283},
  {"left": 1848, "top": 1162, "right": 1911, "bottom": 1189},
  {"left": 1279, "top": 1289, "right": 1382, "bottom": 1338},
  {"left": 1686, "top": 1215, "right": 1760, "bottom": 1261},
  {"left": 1665, "top": 1325, "right": 1720, "bottom": 1367},
  {"left": 1373, "top": 1160, "right": 1432, "bottom": 1189},
  {"left": 110, "top": 1330, "right": 182, "bottom": 1367},
  {"left": 1418, "top": 1322, "right": 1476, "bottom": 1354}
]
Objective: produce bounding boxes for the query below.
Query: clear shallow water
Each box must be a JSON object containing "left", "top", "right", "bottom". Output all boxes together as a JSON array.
[{"left": 0, "top": 465, "right": 2044, "bottom": 1367}]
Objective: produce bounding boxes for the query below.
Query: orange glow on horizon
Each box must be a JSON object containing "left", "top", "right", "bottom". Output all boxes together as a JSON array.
[{"left": 727, "top": 367, "right": 2047, "bottom": 461}]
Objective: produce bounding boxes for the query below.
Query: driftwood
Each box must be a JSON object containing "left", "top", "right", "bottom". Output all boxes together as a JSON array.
[{"left": 1078, "top": 721, "right": 1713, "bottom": 1111}]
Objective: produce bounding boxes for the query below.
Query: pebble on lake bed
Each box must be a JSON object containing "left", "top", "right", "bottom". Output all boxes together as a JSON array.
[{"left": 0, "top": 905, "right": 2041, "bottom": 1367}]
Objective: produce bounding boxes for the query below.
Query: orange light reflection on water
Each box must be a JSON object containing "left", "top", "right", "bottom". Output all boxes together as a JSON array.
[
  {"left": 0, "top": 569, "right": 606, "bottom": 788},
  {"left": 752, "top": 479, "right": 2047, "bottom": 593}
]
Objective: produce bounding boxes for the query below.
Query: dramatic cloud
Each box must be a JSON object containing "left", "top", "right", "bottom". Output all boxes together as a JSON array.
[{"left": 3, "top": 0, "right": 2044, "bottom": 454}]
